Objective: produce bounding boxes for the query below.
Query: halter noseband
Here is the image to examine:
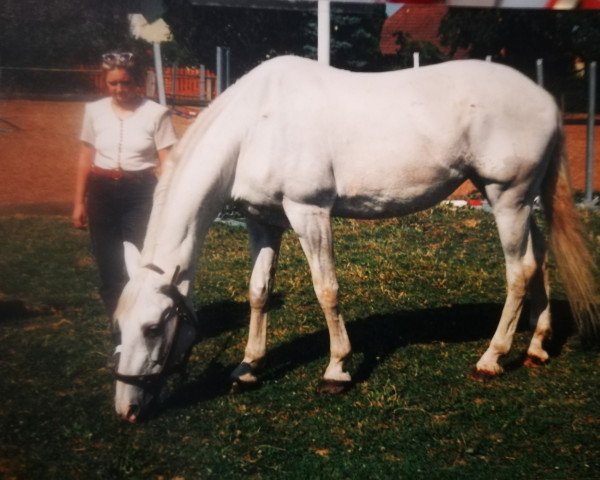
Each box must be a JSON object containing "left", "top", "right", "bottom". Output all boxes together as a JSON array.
[{"left": 114, "top": 265, "right": 199, "bottom": 391}]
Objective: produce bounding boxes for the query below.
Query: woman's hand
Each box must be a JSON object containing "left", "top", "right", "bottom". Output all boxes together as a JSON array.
[
  {"left": 156, "top": 147, "right": 172, "bottom": 177},
  {"left": 72, "top": 142, "right": 94, "bottom": 230},
  {"left": 72, "top": 202, "right": 88, "bottom": 230}
]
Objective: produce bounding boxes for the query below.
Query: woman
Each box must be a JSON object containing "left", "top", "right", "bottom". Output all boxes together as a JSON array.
[{"left": 72, "top": 51, "right": 178, "bottom": 344}]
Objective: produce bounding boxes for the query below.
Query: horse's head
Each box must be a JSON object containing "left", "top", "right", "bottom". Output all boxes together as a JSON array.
[{"left": 113, "top": 242, "right": 198, "bottom": 423}]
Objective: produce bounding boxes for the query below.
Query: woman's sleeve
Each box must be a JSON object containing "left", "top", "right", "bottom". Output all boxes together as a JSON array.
[
  {"left": 154, "top": 110, "right": 178, "bottom": 151},
  {"left": 79, "top": 104, "right": 95, "bottom": 144}
]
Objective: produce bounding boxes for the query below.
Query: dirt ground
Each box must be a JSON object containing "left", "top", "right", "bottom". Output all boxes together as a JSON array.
[{"left": 0, "top": 99, "right": 598, "bottom": 215}]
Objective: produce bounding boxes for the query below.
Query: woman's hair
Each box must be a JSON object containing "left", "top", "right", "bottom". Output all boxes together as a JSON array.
[{"left": 101, "top": 51, "right": 146, "bottom": 87}]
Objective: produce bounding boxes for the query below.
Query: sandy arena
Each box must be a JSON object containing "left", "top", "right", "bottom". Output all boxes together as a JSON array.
[{"left": 0, "top": 99, "right": 598, "bottom": 215}]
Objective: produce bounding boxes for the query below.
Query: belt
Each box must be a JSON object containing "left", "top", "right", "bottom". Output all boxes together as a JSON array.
[{"left": 90, "top": 165, "right": 154, "bottom": 180}]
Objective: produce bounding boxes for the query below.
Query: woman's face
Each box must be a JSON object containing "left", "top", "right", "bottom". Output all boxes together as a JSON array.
[{"left": 106, "top": 68, "right": 136, "bottom": 106}]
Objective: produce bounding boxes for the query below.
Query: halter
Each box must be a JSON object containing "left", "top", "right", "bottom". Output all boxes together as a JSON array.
[{"left": 114, "top": 265, "right": 200, "bottom": 392}]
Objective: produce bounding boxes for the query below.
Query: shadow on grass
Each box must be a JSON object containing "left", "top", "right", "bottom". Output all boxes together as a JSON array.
[
  {"left": 194, "top": 299, "right": 249, "bottom": 339},
  {"left": 262, "top": 299, "right": 575, "bottom": 385},
  {"left": 0, "top": 299, "right": 30, "bottom": 320},
  {"left": 162, "top": 299, "right": 575, "bottom": 413},
  {"left": 351, "top": 299, "right": 575, "bottom": 382},
  {"left": 158, "top": 300, "right": 250, "bottom": 412},
  {"left": 0, "top": 298, "right": 54, "bottom": 322},
  {"left": 192, "top": 294, "right": 285, "bottom": 339}
]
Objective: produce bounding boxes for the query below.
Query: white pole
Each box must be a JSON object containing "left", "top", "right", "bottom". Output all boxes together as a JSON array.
[
  {"left": 413, "top": 52, "right": 420, "bottom": 68},
  {"left": 153, "top": 42, "right": 167, "bottom": 106},
  {"left": 216, "top": 46, "right": 223, "bottom": 95},
  {"left": 585, "top": 61, "right": 597, "bottom": 205},
  {"left": 199, "top": 64, "right": 206, "bottom": 103},
  {"left": 536, "top": 58, "right": 544, "bottom": 87},
  {"left": 318, "top": 0, "right": 330, "bottom": 65},
  {"left": 171, "top": 61, "right": 177, "bottom": 106},
  {"left": 225, "top": 47, "right": 230, "bottom": 89}
]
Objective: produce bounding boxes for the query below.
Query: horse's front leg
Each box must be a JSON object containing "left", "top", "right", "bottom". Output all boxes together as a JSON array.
[
  {"left": 231, "top": 220, "right": 283, "bottom": 391},
  {"left": 284, "top": 201, "right": 352, "bottom": 394}
]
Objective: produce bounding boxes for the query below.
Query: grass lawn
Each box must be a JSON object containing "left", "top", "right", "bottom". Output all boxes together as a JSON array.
[{"left": 0, "top": 207, "right": 599, "bottom": 479}]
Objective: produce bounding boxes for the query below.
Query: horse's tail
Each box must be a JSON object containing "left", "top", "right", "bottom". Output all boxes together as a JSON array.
[{"left": 541, "top": 123, "right": 600, "bottom": 345}]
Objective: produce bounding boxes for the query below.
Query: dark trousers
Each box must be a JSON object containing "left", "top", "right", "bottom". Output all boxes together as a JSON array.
[{"left": 87, "top": 172, "right": 157, "bottom": 325}]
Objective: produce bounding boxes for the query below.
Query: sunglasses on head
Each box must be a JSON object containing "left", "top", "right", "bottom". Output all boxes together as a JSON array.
[{"left": 102, "top": 52, "right": 134, "bottom": 68}]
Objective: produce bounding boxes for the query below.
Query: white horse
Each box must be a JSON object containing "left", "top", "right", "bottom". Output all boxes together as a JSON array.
[{"left": 113, "top": 56, "right": 599, "bottom": 422}]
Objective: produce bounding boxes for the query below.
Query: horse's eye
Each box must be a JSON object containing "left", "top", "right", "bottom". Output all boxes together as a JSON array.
[
  {"left": 144, "top": 323, "right": 164, "bottom": 339},
  {"left": 143, "top": 307, "right": 174, "bottom": 339},
  {"left": 160, "top": 307, "right": 175, "bottom": 324}
]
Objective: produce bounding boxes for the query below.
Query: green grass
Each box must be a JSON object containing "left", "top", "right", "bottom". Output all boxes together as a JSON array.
[{"left": 1, "top": 208, "right": 599, "bottom": 479}]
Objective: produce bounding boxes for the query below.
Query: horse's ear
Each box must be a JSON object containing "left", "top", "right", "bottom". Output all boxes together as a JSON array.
[
  {"left": 123, "top": 241, "right": 142, "bottom": 279},
  {"left": 176, "top": 272, "right": 191, "bottom": 296}
]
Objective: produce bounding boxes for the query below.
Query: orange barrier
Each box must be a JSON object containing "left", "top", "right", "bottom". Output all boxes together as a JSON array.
[{"left": 90, "top": 66, "right": 217, "bottom": 103}]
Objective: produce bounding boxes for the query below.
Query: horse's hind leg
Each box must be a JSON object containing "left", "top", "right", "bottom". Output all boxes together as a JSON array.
[
  {"left": 283, "top": 201, "right": 352, "bottom": 393},
  {"left": 524, "top": 220, "right": 552, "bottom": 367},
  {"left": 475, "top": 193, "right": 541, "bottom": 376},
  {"left": 231, "top": 219, "right": 284, "bottom": 389}
]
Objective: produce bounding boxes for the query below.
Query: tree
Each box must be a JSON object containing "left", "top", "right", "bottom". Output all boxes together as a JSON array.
[
  {"left": 0, "top": 0, "right": 151, "bottom": 93},
  {"left": 438, "top": 8, "right": 600, "bottom": 110},
  {"left": 303, "top": 3, "right": 387, "bottom": 72},
  {"left": 439, "top": 9, "right": 600, "bottom": 80},
  {"left": 380, "top": 31, "right": 448, "bottom": 71},
  {"left": 162, "top": 0, "right": 307, "bottom": 78},
  {"left": 0, "top": 0, "right": 135, "bottom": 67},
  {"left": 162, "top": 1, "right": 386, "bottom": 78}
]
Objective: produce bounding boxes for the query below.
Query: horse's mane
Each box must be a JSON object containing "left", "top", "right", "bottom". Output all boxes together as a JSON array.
[{"left": 141, "top": 83, "right": 241, "bottom": 261}]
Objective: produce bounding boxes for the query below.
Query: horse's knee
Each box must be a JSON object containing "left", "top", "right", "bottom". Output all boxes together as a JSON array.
[
  {"left": 249, "top": 284, "right": 269, "bottom": 310},
  {"left": 316, "top": 284, "right": 339, "bottom": 310},
  {"left": 507, "top": 263, "right": 537, "bottom": 297},
  {"left": 506, "top": 235, "right": 543, "bottom": 286}
]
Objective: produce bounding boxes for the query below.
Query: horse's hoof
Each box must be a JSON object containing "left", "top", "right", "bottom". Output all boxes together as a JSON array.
[
  {"left": 316, "top": 379, "right": 352, "bottom": 394},
  {"left": 470, "top": 368, "right": 499, "bottom": 382},
  {"left": 523, "top": 354, "right": 548, "bottom": 369},
  {"left": 230, "top": 362, "right": 262, "bottom": 393}
]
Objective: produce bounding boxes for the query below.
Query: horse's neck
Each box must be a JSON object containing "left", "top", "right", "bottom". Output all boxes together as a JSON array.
[
  {"left": 142, "top": 118, "right": 240, "bottom": 275},
  {"left": 140, "top": 75, "right": 251, "bottom": 279}
]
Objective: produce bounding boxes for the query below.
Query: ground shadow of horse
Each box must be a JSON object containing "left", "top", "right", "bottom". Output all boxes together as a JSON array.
[
  {"left": 192, "top": 298, "right": 251, "bottom": 340},
  {"left": 161, "top": 298, "right": 575, "bottom": 413}
]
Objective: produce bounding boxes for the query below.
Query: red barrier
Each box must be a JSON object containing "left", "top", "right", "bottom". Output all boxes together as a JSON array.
[
  {"left": 160, "top": 67, "right": 217, "bottom": 102},
  {"left": 90, "top": 66, "right": 217, "bottom": 103}
]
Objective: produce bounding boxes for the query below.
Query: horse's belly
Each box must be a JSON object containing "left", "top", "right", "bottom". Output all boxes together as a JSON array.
[
  {"left": 332, "top": 182, "right": 462, "bottom": 218},
  {"left": 331, "top": 160, "right": 465, "bottom": 218}
]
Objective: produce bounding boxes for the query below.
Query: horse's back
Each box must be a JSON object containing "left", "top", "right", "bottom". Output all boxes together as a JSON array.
[{"left": 239, "top": 55, "right": 558, "bottom": 161}]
